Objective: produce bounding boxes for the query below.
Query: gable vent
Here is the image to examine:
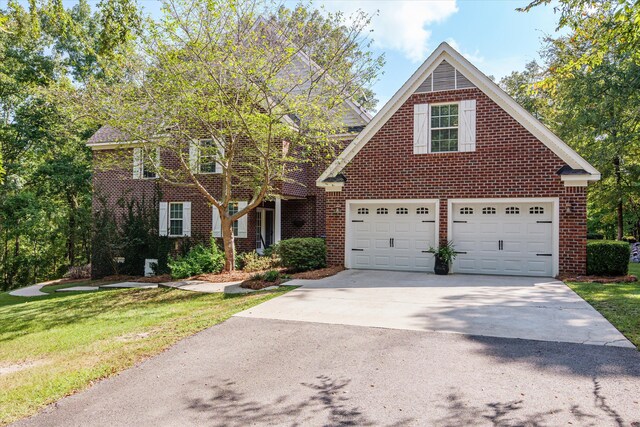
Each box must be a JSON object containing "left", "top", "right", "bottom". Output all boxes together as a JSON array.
[{"left": 414, "top": 60, "right": 477, "bottom": 94}]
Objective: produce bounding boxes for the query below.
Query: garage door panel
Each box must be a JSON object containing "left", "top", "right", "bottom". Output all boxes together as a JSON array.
[
  {"left": 374, "top": 239, "right": 389, "bottom": 249},
  {"left": 479, "top": 223, "right": 499, "bottom": 234},
  {"left": 416, "top": 222, "right": 435, "bottom": 232},
  {"left": 354, "top": 239, "right": 371, "bottom": 249},
  {"left": 354, "top": 222, "right": 370, "bottom": 232},
  {"left": 394, "top": 239, "right": 411, "bottom": 250},
  {"left": 373, "top": 256, "right": 391, "bottom": 268},
  {"left": 415, "top": 255, "right": 431, "bottom": 268},
  {"left": 349, "top": 202, "right": 436, "bottom": 272},
  {"left": 527, "top": 241, "right": 549, "bottom": 253},
  {"left": 451, "top": 202, "right": 554, "bottom": 277},
  {"left": 394, "top": 223, "right": 410, "bottom": 233}
]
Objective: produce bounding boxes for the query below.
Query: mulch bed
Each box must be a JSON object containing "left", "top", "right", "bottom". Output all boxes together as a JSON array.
[
  {"left": 240, "top": 279, "right": 283, "bottom": 290},
  {"left": 290, "top": 266, "right": 345, "bottom": 280},
  {"left": 195, "top": 271, "right": 256, "bottom": 283},
  {"left": 563, "top": 275, "right": 637, "bottom": 284}
]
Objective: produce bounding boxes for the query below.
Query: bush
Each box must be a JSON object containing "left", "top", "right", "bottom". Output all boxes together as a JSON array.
[
  {"left": 168, "top": 243, "right": 224, "bottom": 279},
  {"left": 587, "top": 240, "right": 630, "bottom": 276},
  {"left": 238, "top": 251, "right": 279, "bottom": 272},
  {"left": 587, "top": 232, "right": 604, "bottom": 240},
  {"left": 64, "top": 264, "right": 91, "bottom": 280},
  {"left": 263, "top": 270, "right": 279, "bottom": 282},
  {"left": 275, "top": 237, "right": 326, "bottom": 272}
]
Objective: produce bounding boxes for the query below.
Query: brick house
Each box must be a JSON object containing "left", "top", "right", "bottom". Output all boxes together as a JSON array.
[
  {"left": 87, "top": 101, "right": 370, "bottom": 275},
  {"left": 316, "top": 42, "right": 599, "bottom": 277}
]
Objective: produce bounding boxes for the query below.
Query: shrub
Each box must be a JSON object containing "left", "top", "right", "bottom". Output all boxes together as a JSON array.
[
  {"left": 263, "top": 270, "right": 279, "bottom": 282},
  {"left": 587, "top": 240, "right": 630, "bottom": 276},
  {"left": 64, "top": 264, "right": 91, "bottom": 280},
  {"left": 239, "top": 251, "right": 279, "bottom": 272},
  {"left": 586, "top": 233, "right": 604, "bottom": 240},
  {"left": 168, "top": 243, "right": 224, "bottom": 279},
  {"left": 276, "top": 237, "right": 326, "bottom": 272}
]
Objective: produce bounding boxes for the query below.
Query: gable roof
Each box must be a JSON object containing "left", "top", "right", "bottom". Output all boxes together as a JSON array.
[{"left": 317, "top": 42, "right": 600, "bottom": 186}]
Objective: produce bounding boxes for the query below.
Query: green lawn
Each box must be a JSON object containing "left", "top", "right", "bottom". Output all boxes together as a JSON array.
[
  {"left": 0, "top": 283, "right": 292, "bottom": 425},
  {"left": 567, "top": 262, "right": 640, "bottom": 349}
]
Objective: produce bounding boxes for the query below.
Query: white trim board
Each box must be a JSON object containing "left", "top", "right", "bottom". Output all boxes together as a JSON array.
[
  {"left": 317, "top": 42, "right": 600, "bottom": 187},
  {"left": 447, "top": 197, "right": 560, "bottom": 277},
  {"left": 344, "top": 199, "right": 440, "bottom": 270}
]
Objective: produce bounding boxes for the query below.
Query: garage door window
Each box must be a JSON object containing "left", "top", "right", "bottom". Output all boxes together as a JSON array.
[
  {"left": 482, "top": 207, "right": 496, "bottom": 215},
  {"left": 460, "top": 207, "right": 474, "bottom": 215},
  {"left": 505, "top": 207, "right": 520, "bottom": 214},
  {"left": 376, "top": 208, "right": 388, "bottom": 215},
  {"left": 416, "top": 207, "right": 430, "bottom": 214},
  {"left": 529, "top": 206, "right": 544, "bottom": 214},
  {"left": 396, "top": 207, "right": 408, "bottom": 215},
  {"left": 357, "top": 208, "right": 369, "bottom": 215}
]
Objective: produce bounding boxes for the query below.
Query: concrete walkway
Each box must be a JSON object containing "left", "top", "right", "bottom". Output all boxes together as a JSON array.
[
  {"left": 7, "top": 278, "right": 64, "bottom": 297},
  {"left": 13, "top": 317, "right": 640, "bottom": 426},
  {"left": 236, "top": 270, "right": 634, "bottom": 348}
]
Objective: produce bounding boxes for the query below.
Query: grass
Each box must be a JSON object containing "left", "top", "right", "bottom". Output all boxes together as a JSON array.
[
  {"left": 567, "top": 262, "right": 640, "bottom": 349},
  {"left": 0, "top": 283, "right": 293, "bottom": 425}
]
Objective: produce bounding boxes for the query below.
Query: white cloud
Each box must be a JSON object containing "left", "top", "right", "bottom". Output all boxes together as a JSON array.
[{"left": 320, "top": 1, "right": 458, "bottom": 63}]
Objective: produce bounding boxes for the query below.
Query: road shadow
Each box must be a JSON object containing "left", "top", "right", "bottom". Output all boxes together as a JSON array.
[{"left": 185, "top": 375, "right": 412, "bottom": 427}]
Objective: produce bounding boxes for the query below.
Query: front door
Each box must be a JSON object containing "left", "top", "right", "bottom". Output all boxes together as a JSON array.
[{"left": 256, "top": 208, "right": 275, "bottom": 254}]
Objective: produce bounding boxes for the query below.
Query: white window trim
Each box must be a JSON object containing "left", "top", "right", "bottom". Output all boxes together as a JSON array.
[
  {"left": 194, "top": 138, "right": 224, "bottom": 175},
  {"left": 429, "top": 101, "right": 460, "bottom": 154},
  {"left": 168, "top": 202, "right": 185, "bottom": 237},
  {"left": 447, "top": 197, "right": 559, "bottom": 277},
  {"left": 142, "top": 147, "right": 160, "bottom": 179}
]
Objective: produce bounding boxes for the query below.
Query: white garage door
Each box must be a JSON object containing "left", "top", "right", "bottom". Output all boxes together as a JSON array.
[
  {"left": 451, "top": 201, "right": 554, "bottom": 277},
  {"left": 348, "top": 202, "right": 437, "bottom": 271}
]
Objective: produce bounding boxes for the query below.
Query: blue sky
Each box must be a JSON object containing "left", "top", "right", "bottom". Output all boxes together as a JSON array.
[
  {"left": 314, "top": 0, "right": 561, "bottom": 110},
  {"left": 45, "top": 0, "right": 561, "bottom": 111}
]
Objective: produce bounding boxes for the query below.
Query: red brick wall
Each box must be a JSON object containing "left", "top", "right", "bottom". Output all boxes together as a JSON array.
[{"left": 324, "top": 88, "right": 588, "bottom": 276}]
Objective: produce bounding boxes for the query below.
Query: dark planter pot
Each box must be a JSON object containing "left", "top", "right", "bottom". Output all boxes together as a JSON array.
[{"left": 434, "top": 255, "right": 449, "bottom": 275}]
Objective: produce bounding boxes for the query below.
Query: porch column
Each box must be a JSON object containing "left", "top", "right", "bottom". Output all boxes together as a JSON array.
[{"left": 274, "top": 197, "right": 282, "bottom": 243}]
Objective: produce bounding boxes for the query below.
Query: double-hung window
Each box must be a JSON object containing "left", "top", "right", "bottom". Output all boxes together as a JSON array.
[
  {"left": 142, "top": 149, "right": 158, "bottom": 178},
  {"left": 199, "top": 139, "right": 218, "bottom": 173},
  {"left": 169, "top": 203, "right": 184, "bottom": 236},
  {"left": 430, "top": 103, "right": 459, "bottom": 153},
  {"left": 228, "top": 202, "right": 239, "bottom": 236}
]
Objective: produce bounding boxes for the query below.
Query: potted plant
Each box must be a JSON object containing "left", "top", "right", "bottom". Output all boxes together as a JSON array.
[{"left": 428, "top": 241, "right": 457, "bottom": 275}]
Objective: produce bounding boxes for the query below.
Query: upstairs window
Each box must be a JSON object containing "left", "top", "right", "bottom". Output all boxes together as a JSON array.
[
  {"left": 142, "top": 149, "right": 158, "bottom": 179},
  {"left": 133, "top": 147, "right": 159, "bottom": 179},
  {"left": 431, "top": 104, "right": 459, "bottom": 153},
  {"left": 199, "top": 138, "right": 220, "bottom": 173}
]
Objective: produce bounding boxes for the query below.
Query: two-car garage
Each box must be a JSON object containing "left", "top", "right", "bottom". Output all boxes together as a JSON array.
[{"left": 345, "top": 199, "right": 558, "bottom": 277}]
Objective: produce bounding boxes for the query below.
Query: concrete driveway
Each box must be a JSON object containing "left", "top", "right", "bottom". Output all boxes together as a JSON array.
[{"left": 236, "top": 270, "right": 633, "bottom": 347}]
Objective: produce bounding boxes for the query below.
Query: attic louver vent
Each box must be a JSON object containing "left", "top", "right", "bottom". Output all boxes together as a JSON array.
[{"left": 414, "top": 60, "right": 477, "bottom": 94}]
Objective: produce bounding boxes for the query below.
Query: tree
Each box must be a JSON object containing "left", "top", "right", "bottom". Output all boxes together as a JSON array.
[
  {"left": 0, "top": 0, "right": 141, "bottom": 289},
  {"left": 520, "top": 0, "right": 640, "bottom": 69},
  {"left": 499, "top": 61, "right": 548, "bottom": 121},
  {"left": 82, "top": 0, "right": 383, "bottom": 271}
]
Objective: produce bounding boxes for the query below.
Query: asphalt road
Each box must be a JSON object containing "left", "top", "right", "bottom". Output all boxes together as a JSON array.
[{"left": 13, "top": 317, "right": 640, "bottom": 426}]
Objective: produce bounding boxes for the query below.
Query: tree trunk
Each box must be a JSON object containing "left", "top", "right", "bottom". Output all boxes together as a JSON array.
[
  {"left": 614, "top": 155, "right": 624, "bottom": 240},
  {"left": 221, "top": 216, "right": 236, "bottom": 271},
  {"left": 67, "top": 203, "right": 76, "bottom": 266}
]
